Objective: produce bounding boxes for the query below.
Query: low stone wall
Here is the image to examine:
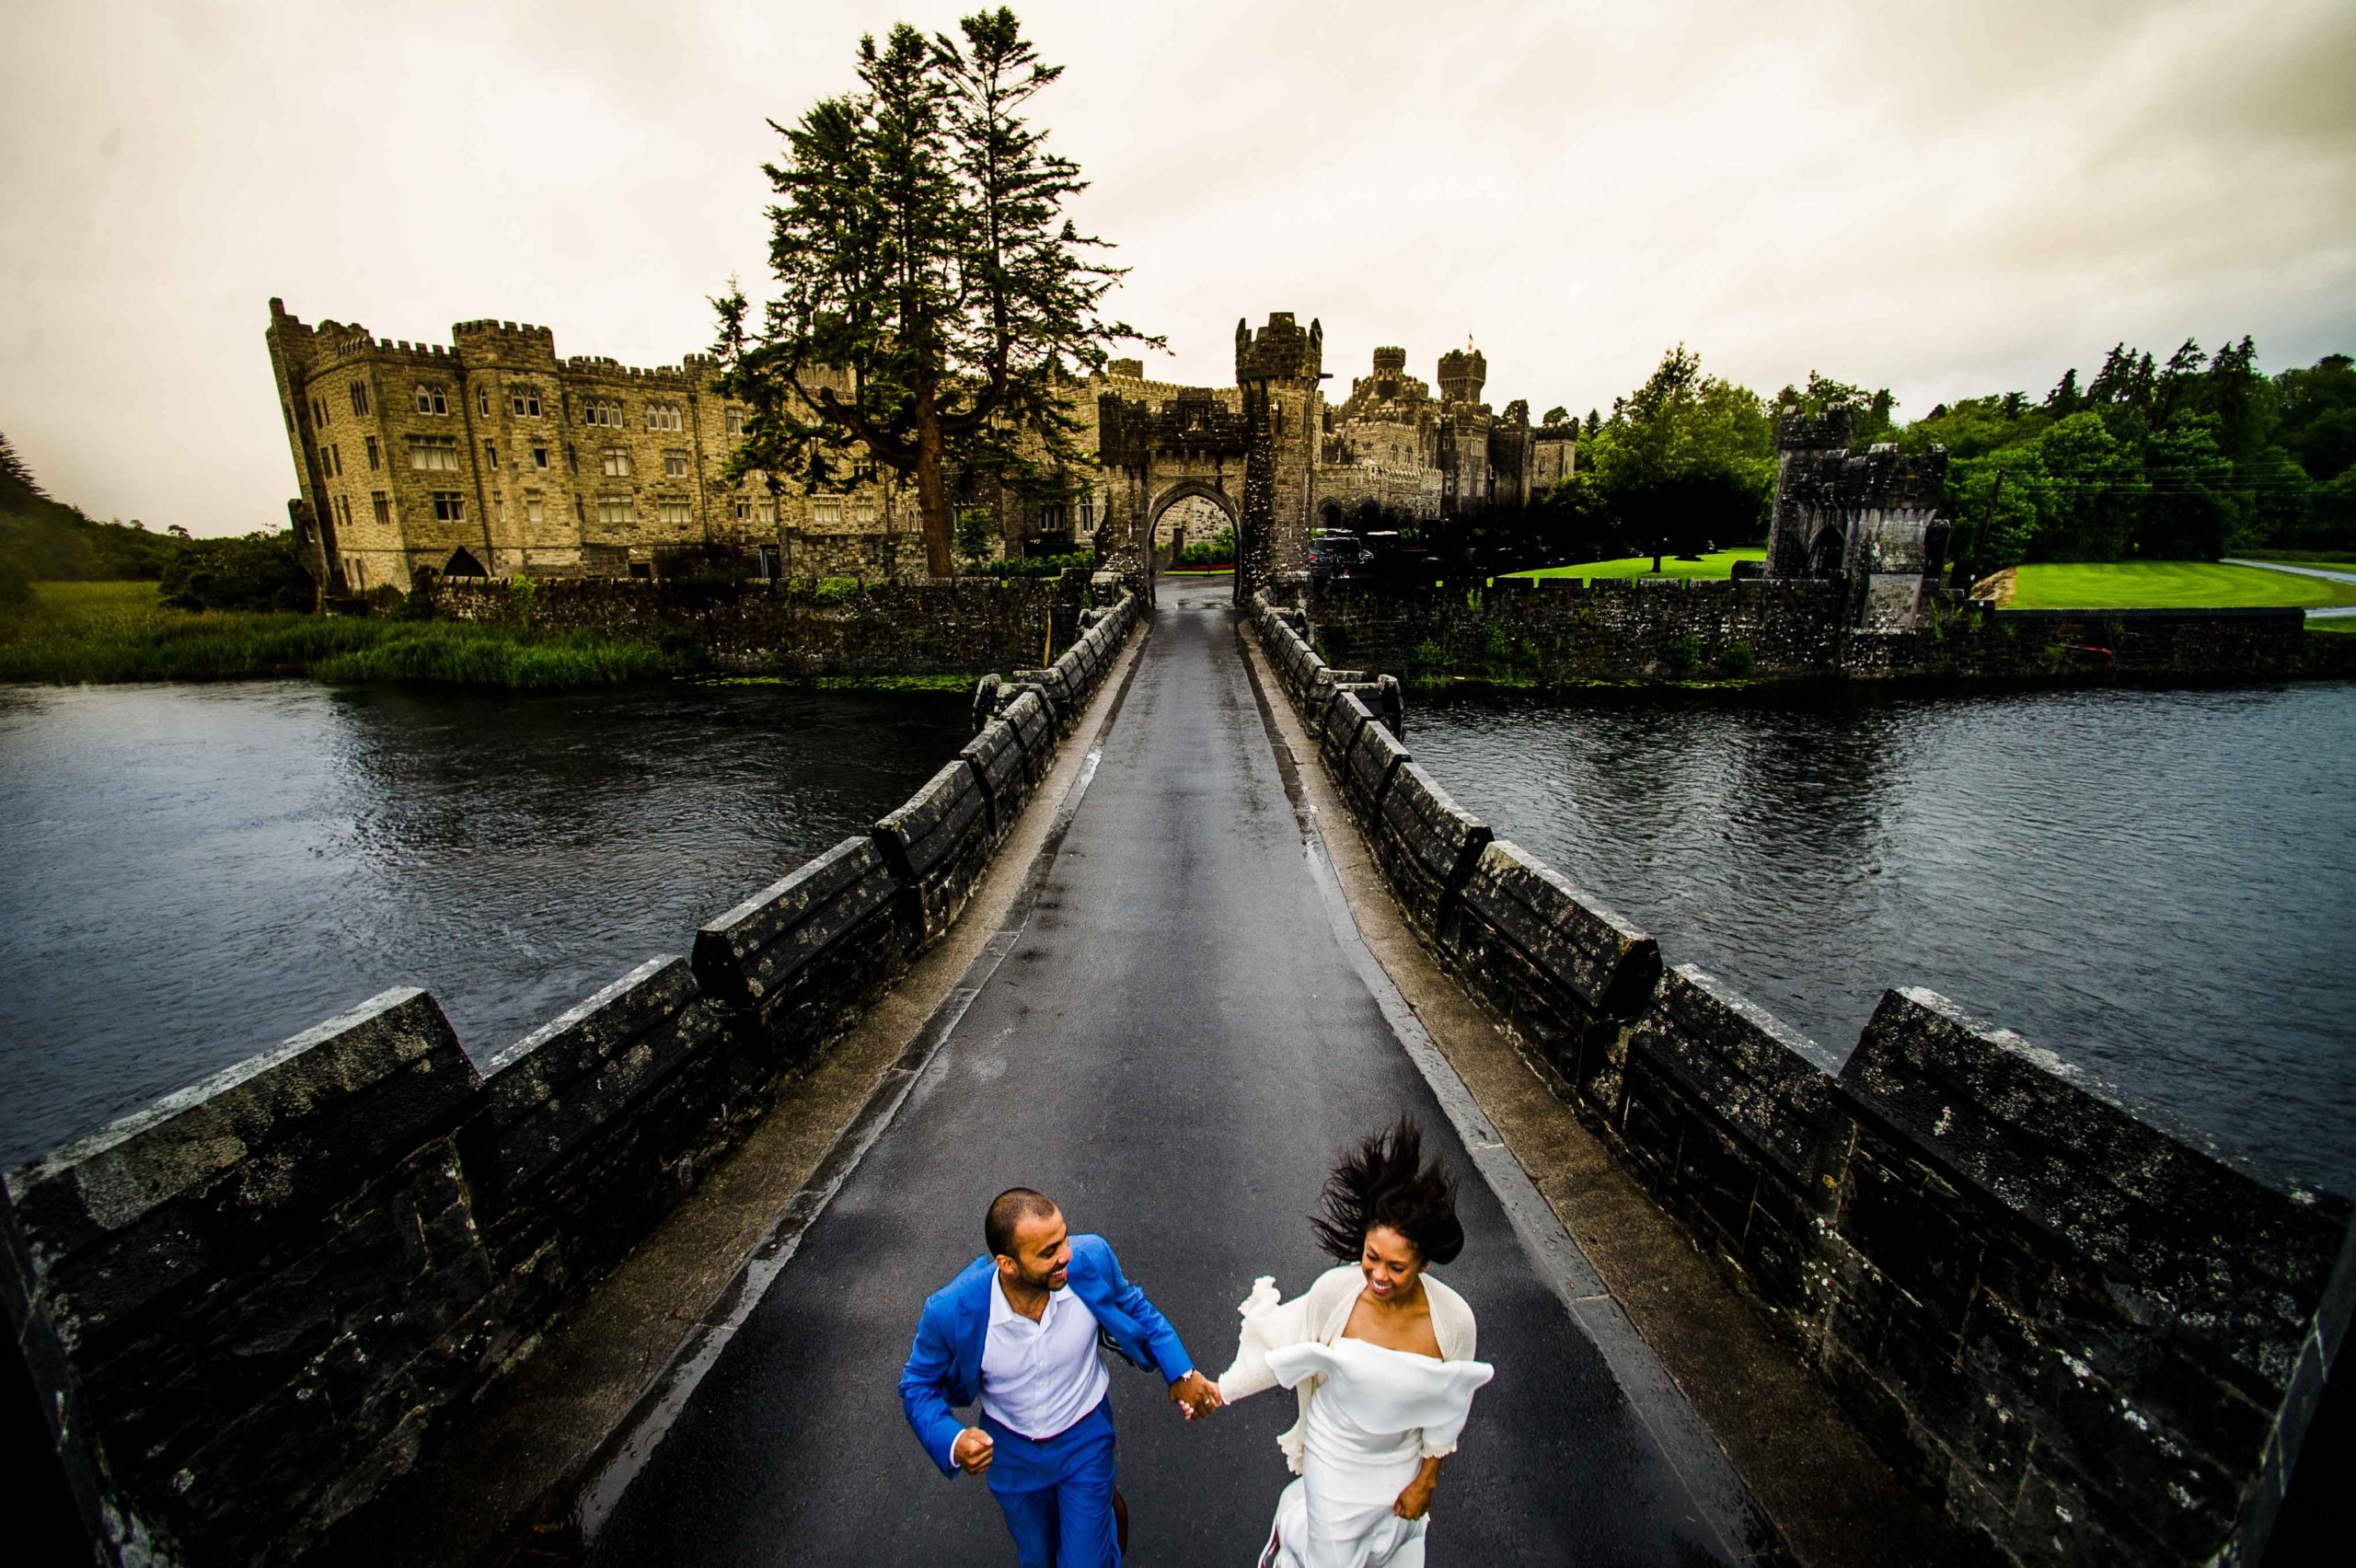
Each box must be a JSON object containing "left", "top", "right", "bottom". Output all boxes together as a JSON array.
[
  {"left": 425, "top": 574, "right": 1086, "bottom": 677},
  {"left": 1247, "top": 591, "right": 2352, "bottom": 1568},
  {"left": 1, "top": 592, "right": 1146, "bottom": 1568},
  {"left": 1305, "top": 576, "right": 2350, "bottom": 687}
]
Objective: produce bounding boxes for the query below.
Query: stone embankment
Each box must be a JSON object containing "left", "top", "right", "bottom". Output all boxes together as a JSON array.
[
  {"left": 1250, "top": 589, "right": 2351, "bottom": 1568},
  {"left": 426, "top": 572, "right": 1088, "bottom": 677},
  {"left": 1307, "top": 576, "right": 2356, "bottom": 686},
  {"left": 0, "top": 584, "right": 1144, "bottom": 1568}
]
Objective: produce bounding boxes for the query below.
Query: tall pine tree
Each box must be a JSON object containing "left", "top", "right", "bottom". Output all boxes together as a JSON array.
[{"left": 713, "top": 9, "right": 1152, "bottom": 577}]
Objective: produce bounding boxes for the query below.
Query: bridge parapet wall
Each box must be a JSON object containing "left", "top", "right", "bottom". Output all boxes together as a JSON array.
[
  {"left": 1245, "top": 592, "right": 2352, "bottom": 1568},
  {"left": 4, "top": 595, "right": 1147, "bottom": 1568}
]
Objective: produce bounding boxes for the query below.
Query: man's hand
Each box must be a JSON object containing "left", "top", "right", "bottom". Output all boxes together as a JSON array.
[
  {"left": 1168, "top": 1369, "right": 1224, "bottom": 1421},
  {"left": 952, "top": 1427, "right": 995, "bottom": 1475},
  {"left": 1394, "top": 1457, "right": 1442, "bottom": 1519}
]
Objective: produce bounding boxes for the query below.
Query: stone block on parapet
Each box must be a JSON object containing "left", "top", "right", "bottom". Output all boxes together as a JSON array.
[
  {"left": 1439, "top": 841, "right": 1662, "bottom": 1113},
  {"left": 1011, "top": 667, "right": 1075, "bottom": 731},
  {"left": 999, "top": 689, "right": 1058, "bottom": 788},
  {"left": 1818, "top": 987, "right": 2355, "bottom": 1566},
  {"left": 960, "top": 717, "right": 1029, "bottom": 841},
  {"left": 1053, "top": 644, "right": 1094, "bottom": 707},
  {"left": 873, "top": 759, "right": 995, "bottom": 948},
  {"left": 1341, "top": 708, "right": 1409, "bottom": 822},
  {"left": 1371, "top": 763, "right": 1493, "bottom": 942},
  {"left": 4, "top": 987, "right": 479, "bottom": 1356},
  {"left": 1, "top": 988, "right": 496, "bottom": 1566},
  {"left": 468, "top": 957, "right": 732, "bottom": 1300},
  {"left": 1320, "top": 691, "right": 1374, "bottom": 781},
  {"left": 1619, "top": 967, "right": 1844, "bottom": 1325},
  {"left": 1837, "top": 987, "right": 2351, "bottom": 1406},
  {"left": 693, "top": 836, "right": 909, "bottom": 1068}
]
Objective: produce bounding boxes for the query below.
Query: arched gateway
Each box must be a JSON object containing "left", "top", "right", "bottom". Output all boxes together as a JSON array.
[{"left": 1089, "top": 314, "right": 1326, "bottom": 604}]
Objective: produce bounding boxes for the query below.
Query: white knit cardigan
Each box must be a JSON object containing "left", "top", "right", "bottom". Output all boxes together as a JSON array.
[{"left": 1213, "top": 1264, "right": 1479, "bottom": 1474}]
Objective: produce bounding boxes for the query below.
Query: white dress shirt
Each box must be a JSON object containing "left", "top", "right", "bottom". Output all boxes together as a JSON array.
[{"left": 980, "top": 1277, "right": 1110, "bottom": 1440}]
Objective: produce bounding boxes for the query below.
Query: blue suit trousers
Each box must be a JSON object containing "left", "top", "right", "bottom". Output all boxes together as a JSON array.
[{"left": 982, "top": 1396, "right": 1119, "bottom": 1568}]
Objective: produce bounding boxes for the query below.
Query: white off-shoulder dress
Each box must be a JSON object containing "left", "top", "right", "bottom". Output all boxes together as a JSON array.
[{"left": 1217, "top": 1269, "right": 1495, "bottom": 1568}]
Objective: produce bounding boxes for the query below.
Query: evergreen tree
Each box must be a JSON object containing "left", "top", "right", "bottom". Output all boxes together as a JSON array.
[{"left": 713, "top": 8, "right": 1152, "bottom": 577}]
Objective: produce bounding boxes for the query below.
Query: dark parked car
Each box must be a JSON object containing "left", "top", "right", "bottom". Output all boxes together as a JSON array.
[{"left": 1308, "top": 532, "right": 1376, "bottom": 580}]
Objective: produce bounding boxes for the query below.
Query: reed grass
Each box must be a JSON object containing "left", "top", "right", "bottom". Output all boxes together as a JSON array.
[{"left": 0, "top": 581, "right": 682, "bottom": 686}]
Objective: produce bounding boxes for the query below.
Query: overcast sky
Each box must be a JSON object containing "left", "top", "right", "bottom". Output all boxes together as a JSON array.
[{"left": 4, "top": 0, "right": 2351, "bottom": 536}]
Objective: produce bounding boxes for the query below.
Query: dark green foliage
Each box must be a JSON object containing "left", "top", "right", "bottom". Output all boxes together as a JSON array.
[
  {"left": 1660, "top": 633, "right": 1701, "bottom": 675},
  {"left": 1555, "top": 345, "right": 1773, "bottom": 565},
  {"left": 0, "top": 552, "right": 30, "bottom": 608},
  {"left": 1178, "top": 525, "right": 1234, "bottom": 567},
  {"left": 157, "top": 531, "right": 316, "bottom": 613},
  {"left": 954, "top": 507, "right": 996, "bottom": 569},
  {"left": 1916, "top": 340, "right": 2356, "bottom": 568},
  {"left": 1716, "top": 641, "right": 1756, "bottom": 677},
  {"left": 978, "top": 548, "right": 1091, "bottom": 579},
  {"left": 1, "top": 428, "right": 182, "bottom": 582}
]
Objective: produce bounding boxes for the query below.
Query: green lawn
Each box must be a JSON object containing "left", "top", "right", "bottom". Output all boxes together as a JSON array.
[
  {"left": 2307, "top": 617, "right": 2356, "bottom": 633},
  {"left": 2007, "top": 561, "right": 2356, "bottom": 612},
  {"left": 2234, "top": 550, "right": 2356, "bottom": 575},
  {"left": 1507, "top": 548, "right": 1766, "bottom": 583}
]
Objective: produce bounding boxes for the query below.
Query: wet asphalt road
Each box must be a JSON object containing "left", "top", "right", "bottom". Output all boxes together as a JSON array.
[{"left": 587, "top": 578, "right": 1748, "bottom": 1566}]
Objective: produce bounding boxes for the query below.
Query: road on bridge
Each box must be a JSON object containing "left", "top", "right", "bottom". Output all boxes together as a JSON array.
[{"left": 587, "top": 577, "right": 1774, "bottom": 1566}]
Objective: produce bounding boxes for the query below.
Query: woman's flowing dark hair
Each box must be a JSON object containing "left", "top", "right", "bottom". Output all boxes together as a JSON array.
[{"left": 1311, "top": 1116, "right": 1463, "bottom": 1267}]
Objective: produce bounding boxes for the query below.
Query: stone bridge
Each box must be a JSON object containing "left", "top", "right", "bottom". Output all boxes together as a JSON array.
[{"left": 5, "top": 581, "right": 2347, "bottom": 1568}]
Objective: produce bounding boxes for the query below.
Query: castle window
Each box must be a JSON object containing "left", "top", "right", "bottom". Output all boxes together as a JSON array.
[
  {"left": 407, "top": 435, "right": 462, "bottom": 471},
  {"left": 350, "top": 382, "right": 370, "bottom": 416},
  {"left": 853, "top": 498, "right": 877, "bottom": 525},
  {"left": 333, "top": 495, "right": 352, "bottom": 531},
  {"left": 583, "top": 398, "right": 622, "bottom": 428},
  {"left": 645, "top": 403, "right": 683, "bottom": 432},
  {"left": 812, "top": 497, "right": 842, "bottom": 526},
  {"left": 1080, "top": 497, "right": 1096, "bottom": 529},
  {"left": 601, "top": 447, "right": 631, "bottom": 478},
  {"left": 364, "top": 435, "right": 380, "bottom": 469},
  {"left": 658, "top": 500, "right": 693, "bottom": 525},
  {"left": 414, "top": 384, "right": 448, "bottom": 416},
  {"left": 476, "top": 386, "right": 491, "bottom": 417},
  {"left": 1037, "top": 502, "right": 1066, "bottom": 531},
  {"left": 725, "top": 408, "right": 747, "bottom": 436},
  {"left": 327, "top": 444, "right": 343, "bottom": 478},
  {"left": 311, "top": 395, "right": 329, "bottom": 428},
  {"left": 525, "top": 492, "right": 545, "bottom": 525},
  {"left": 735, "top": 497, "right": 750, "bottom": 522},
  {"left": 510, "top": 385, "right": 542, "bottom": 417},
  {"left": 758, "top": 496, "right": 777, "bottom": 525},
  {"left": 372, "top": 491, "right": 391, "bottom": 525},
  {"left": 596, "top": 496, "right": 634, "bottom": 525},
  {"left": 483, "top": 441, "right": 499, "bottom": 469},
  {"left": 431, "top": 491, "right": 465, "bottom": 522},
  {"left": 533, "top": 446, "right": 549, "bottom": 469},
  {"left": 664, "top": 450, "right": 688, "bottom": 478}
]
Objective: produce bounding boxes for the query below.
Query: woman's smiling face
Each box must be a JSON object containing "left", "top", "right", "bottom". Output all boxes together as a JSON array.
[{"left": 1360, "top": 1224, "right": 1425, "bottom": 1300}]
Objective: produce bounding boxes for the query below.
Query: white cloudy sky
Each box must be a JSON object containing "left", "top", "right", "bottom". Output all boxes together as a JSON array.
[{"left": 3, "top": 0, "right": 2352, "bottom": 536}]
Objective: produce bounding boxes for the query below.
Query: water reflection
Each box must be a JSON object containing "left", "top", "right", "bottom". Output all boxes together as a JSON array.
[
  {"left": 1412, "top": 683, "right": 2356, "bottom": 1193},
  {"left": 0, "top": 680, "right": 970, "bottom": 1168}
]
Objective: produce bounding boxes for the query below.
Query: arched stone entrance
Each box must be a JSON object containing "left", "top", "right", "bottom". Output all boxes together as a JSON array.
[{"left": 1146, "top": 481, "right": 1240, "bottom": 571}]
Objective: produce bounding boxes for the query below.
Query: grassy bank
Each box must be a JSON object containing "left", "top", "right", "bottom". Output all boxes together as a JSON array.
[
  {"left": 2007, "top": 561, "right": 2356, "bottom": 612},
  {"left": 0, "top": 582, "right": 684, "bottom": 686},
  {"left": 1506, "top": 548, "right": 1766, "bottom": 582}
]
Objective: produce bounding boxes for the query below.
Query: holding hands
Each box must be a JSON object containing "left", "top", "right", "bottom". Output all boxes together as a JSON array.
[{"left": 1167, "top": 1368, "right": 1224, "bottom": 1422}]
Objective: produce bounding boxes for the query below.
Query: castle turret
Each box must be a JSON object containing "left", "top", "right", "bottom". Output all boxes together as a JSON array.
[
  {"left": 1438, "top": 346, "right": 1486, "bottom": 405},
  {"left": 1235, "top": 312, "right": 1324, "bottom": 386},
  {"left": 1370, "top": 345, "right": 1406, "bottom": 374}
]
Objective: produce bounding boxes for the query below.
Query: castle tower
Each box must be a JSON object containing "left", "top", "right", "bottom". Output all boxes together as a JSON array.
[
  {"left": 1437, "top": 346, "right": 1486, "bottom": 406},
  {"left": 1233, "top": 313, "right": 1327, "bottom": 602},
  {"left": 1370, "top": 346, "right": 1406, "bottom": 374}
]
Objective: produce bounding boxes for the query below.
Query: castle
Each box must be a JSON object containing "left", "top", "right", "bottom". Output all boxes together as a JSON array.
[{"left": 266, "top": 300, "right": 1572, "bottom": 594}]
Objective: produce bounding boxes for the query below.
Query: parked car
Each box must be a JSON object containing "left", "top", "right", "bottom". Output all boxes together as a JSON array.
[{"left": 1308, "top": 531, "right": 1376, "bottom": 580}]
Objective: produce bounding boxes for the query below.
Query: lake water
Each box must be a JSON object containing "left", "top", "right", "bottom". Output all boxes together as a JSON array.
[
  {"left": 0, "top": 680, "right": 970, "bottom": 1170},
  {"left": 1408, "top": 682, "right": 2356, "bottom": 1195}
]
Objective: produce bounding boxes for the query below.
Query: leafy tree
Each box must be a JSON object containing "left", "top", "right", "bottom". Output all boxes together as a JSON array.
[
  {"left": 1585, "top": 345, "right": 1773, "bottom": 566},
  {"left": 1542, "top": 405, "right": 1569, "bottom": 427},
  {"left": 2275, "top": 353, "right": 2356, "bottom": 482},
  {"left": 954, "top": 505, "right": 996, "bottom": 570},
  {"left": 713, "top": 8, "right": 1152, "bottom": 578},
  {"left": 157, "top": 531, "right": 315, "bottom": 612}
]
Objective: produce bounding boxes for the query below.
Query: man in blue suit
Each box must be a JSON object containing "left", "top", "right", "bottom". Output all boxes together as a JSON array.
[{"left": 900, "top": 1187, "right": 1223, "bottom": 1566}]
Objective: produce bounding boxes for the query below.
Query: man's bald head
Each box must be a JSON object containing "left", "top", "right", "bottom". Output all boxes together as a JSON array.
[{"left": 986, "top": 1187, "right": 1059, "bottom": 1261}]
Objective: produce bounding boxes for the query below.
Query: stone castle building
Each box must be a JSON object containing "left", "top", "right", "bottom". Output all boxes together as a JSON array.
[{"left": 267, "top": 299, "right": 1571, "bottom": 594}]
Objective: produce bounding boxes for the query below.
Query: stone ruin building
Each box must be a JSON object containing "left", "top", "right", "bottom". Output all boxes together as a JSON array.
[
  {"left": 1762, "top": 409, "right": 1951, "bottom": 629},
  {"left": 267, "top": 298, "right": 1570, "bottom": 599}
]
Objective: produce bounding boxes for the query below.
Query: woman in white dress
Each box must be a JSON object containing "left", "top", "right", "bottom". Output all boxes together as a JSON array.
[{"left": 1216, "top": 1118, "right": 1494, "bottom": 1567}]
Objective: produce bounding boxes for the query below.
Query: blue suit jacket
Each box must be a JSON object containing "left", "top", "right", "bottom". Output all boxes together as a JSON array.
[{"left": 899, "top": 1233, "right": 1195, "bottom": 1477}]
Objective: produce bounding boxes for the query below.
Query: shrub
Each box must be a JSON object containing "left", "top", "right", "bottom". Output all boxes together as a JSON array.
[
  {"left": 1178, "top": 526, "right": 1236, "bottom": 568},
  {"left": 1661, "top": 632, "right": 1702, "bottom": 675},
  {"left": 987, "top": 550, "right": 1095, "bottom": 580},
  {"left": 158, "top": 529, "right": 316, "bottom": 613},
  {"left": 1410, "top": 637, "right": 1448, "bottom": 672},
  {"left": 1716, "top": 640, "right": 1756, "bottom": 677},
  {"left": 813, "top": 576, "right": 866, "bottom": 606},
  {"left": 0, "top": 553, "right": 30, "bottom": 609}
]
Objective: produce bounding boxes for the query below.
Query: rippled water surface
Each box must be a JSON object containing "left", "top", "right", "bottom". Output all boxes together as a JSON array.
[
  {"left": 1409, "top": 682, "right": 2356, "bottom": 1193},
  {"left": 0, "top": 681, "right": 969, "bottom": 1168}
]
